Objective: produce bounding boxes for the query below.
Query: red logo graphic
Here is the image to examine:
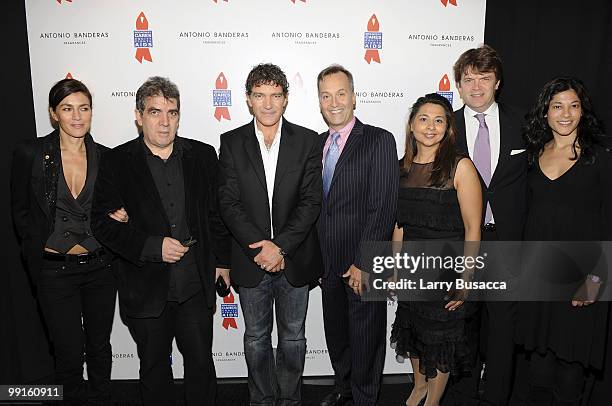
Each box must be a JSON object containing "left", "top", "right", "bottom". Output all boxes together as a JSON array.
[
  {"left": 221, "top": 290, "right": 238, "bottom": 330},
  {"left": 291, "top": 0, "right": 306, "bottom": 3},
  {"left": 441, "top": 0, "right": 458, "bottom": 7},
  {"left": 213, "top": 72, "right": 231, "bottom": 122},
  {"left": 213, "top": 0, "right": 228, "bottom": 2},
  {"left": 56, "top": 0, "right": 73, "bottom": 4},
  {"left": 364, "top": 14, "right": 382, "bottom": 64},
  {"left": 439, "top": 74, "right": 451, "bottom": 91},
  {"left": 134, "top": 12, "right": 153, "bottom": 64},
  {"left": 65, "top": 72, "right": 73, "bottom": 79},
  {"left": 436, "top": 74, "right": 454, "bottom": 104}
]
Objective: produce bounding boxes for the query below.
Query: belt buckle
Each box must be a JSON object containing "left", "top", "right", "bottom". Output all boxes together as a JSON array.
[{"left": 76, "top": 253, "right": 90, "bottom": 265}]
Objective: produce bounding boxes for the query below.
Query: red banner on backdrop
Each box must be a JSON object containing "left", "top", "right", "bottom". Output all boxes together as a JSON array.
[
  {"left": 441, "top": 0, "right": 458, "bottom": 7},
  {"left": 56, "top": 0, "right": 73, "bottom": 4},
  {"left": 214, "top": 72, "right": 231, "bottom": 122},
  {"left": 65, "top": 72, "right": 73, "bottom": 79},
  {"left": 439, "top": 74, "right": 451, "bottom": 91},
  {"left": 135, "top": 12, "right": 153, "bottom": 64},
  {"left": 291, "top": 0, "right": 306, "bottom": 3},
  {"left": 364, "top": 14, "right": 381, "bottom": 64},
  {"left": 222, "top": 290, "right": 238, "bottom": 330}
]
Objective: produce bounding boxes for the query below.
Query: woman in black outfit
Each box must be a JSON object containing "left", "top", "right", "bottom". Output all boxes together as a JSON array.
[
  {"left": 515, "top": 77, "right": 610, "bottom": 406},
  {"left": 11, "top": 79, "right": 125, "bottom": 405}
]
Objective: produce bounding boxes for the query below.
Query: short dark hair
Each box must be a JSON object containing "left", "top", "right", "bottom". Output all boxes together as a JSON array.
[
  {"left": 453, "top": 44, "right": 503, "bottom": 85},
  {"left": 49, "top": 78, "right": 92, "bottom": 110},
  {"left": 136, "top": 76, "right": 180, "bottom": 112},
  {"left": 245, "top": 63, "right": 289, "bottom": 95},
  {"left": 402, "top": 93, "right": 459, "bottom": 187},
  {"left": 524, "top": 76, "right": 606, "bottom": 166},
  {"left": 317, "top": 64, "right": 354, "bottom": 93}
]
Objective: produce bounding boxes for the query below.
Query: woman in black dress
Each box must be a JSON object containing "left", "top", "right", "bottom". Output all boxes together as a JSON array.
[
  {"left": 11, "top": 79, "right": 126, "bottom": 405},
  {"left": 516, "top": 77, "right": 610, "bottom": 405},
  {"left": 390, "top": 93, "right": 482, "bottom": 406}
]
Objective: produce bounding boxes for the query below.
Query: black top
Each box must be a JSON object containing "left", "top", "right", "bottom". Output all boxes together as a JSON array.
[
  {"left": 517, "top": 145, "right": 612, "bottom": 369},
  {"left": 46, "top": 138, "right": 101, "bottom": 253},
  {"left": 397, "top": 160, "right": 464, "bottom": 241},
  {"left": 142, "top": 139, "right": 200, "bottom": 302}
]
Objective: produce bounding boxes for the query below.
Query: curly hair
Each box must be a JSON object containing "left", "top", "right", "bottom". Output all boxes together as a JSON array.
[
  {"left": 402, "top": 93, "right": 459, "bottom": 187},
  {"left": 136, "top": 76, "right": 180, "bottom": 113},
  {"left": 245, "top": 63, "right": 289, "bottom": 95},
  {"left": 524, "top": 76, "right": 605, "bottom": 166}
]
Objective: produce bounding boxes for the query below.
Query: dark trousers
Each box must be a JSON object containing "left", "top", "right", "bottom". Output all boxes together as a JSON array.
[
  {"left": 321, "top": 274, "right": 386, "bottom": 406},
  {"left": 37, "top": 254, "right": 116, "bottom": 406},
  {"left": 126, "top": 290, "right": 216, "bottom": 406},
  {"left": 443, "top": 228, "right": 517, "bottom": 406}
]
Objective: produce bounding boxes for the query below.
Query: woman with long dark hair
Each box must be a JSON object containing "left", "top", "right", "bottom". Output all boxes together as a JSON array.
[
  {"left": 516, "top": 76, "right": 610, "bottom": 405},
  {"left": 11, "top": 79, "right": 125, "bottom": 405},
  {"left": 390, "top": 93, "right": 482, "bottom": 406}
]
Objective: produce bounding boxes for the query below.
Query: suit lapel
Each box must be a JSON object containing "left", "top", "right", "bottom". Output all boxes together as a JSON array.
[
  {"left": 490, "top": 104, "right": 512, "bottom": 186},
  {"left": 243, "top": 122, "right": 268, "bottom": 193},
  {"left": 127, "top": 139, "right": 170, "bottom": 226},
  {"left": 328, "top": 119, "right": 363, "bottom": 194},
  {"left": 181, "top": 139, "right": 198, "bottom": 229},
  {"left": 454, "top": 107, "right": 469, "bottom": 155},
  {"left": 273, "top": 120, "right": 295, "bottom": 194}
]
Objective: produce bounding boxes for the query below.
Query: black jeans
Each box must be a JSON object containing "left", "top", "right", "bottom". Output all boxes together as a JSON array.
[
  {"left": 37, "top": 253, "right": 116, "bottom": 405},
  {"left": 126, "top": 290, "right": 216, "bottom": 406}
]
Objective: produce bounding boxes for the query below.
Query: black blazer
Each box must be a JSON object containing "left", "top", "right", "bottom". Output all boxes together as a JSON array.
[
  {"left": 218, "top": 118, "right": 323, "bottom": 288},
  {"left": 317, "top": 119, "right": 398, "bottom": 276},
  {"left": 90, "top": 136, "right": 230, "bottom": 317},
  {"left": 10, "top": 130, "right": 108, "bottom": 286},
  {"left": 455, "top": 103, "right": 528, "bottom": 240}
]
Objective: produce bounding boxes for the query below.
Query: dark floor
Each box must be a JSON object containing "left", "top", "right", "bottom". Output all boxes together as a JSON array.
[{"left": 110, "top": 375, "right": 413, "bottom": 405}]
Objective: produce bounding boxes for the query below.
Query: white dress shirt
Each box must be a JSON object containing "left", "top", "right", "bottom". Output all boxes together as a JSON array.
[
  {"left": 254, "top": 117, "right": 282, "bottom": 238},
  {"left": 463, "top": 102, "right": 500, "bottom": 223}
]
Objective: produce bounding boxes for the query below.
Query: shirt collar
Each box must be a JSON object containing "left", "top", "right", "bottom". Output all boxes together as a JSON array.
[
  {"left": 464, "top": 101, "right": 498, "bottom": 119},
  {"left": 328, "top": 116, "right": 356, "bottom": 140},
  {"left": 141, "top": 135, "right": 183, "bottom": 159},
  {"left": 254, "top": 116, "right": 283, "bottom": 146}
]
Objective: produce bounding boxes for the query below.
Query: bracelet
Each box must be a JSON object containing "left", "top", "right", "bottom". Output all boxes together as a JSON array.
[{"left": 587, "top": 274, "right": 602, "bottom": 284}]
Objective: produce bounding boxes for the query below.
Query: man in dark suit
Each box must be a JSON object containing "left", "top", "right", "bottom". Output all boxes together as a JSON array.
[
  {"left": 91, "top": 76, "right": 230, "bottom": 406},
  {"left": 443, "top": 45, "right": 528, "bottom": 406},
  {"left": 217, "top": 63, "right": 322, "bottom": 406},
  {"left": 316, "top": 65, "right": 398, "bottom": 406}
]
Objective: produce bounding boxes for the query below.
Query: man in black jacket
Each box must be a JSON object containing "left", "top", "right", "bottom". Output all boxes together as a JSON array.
[
  {"left": 443, "top": 45, "right": 527, "bottom": 406},
  {"left": 218, "top": 63, "right": 322, "bottom": 406},
  {"left": 91, "top": 76, "right": 230, "bottom": 406}
]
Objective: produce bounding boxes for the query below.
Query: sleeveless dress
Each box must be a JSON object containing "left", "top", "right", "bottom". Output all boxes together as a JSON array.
[
  {"left": 390, "top": 160, "right": 472, "bottom": 379},
  {"left": 515, "top": 145, "right": 612, "bottom": 370}
]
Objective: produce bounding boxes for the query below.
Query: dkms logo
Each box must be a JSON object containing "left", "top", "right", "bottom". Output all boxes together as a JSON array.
[
  {"left": 437, "top": 74, "right": 453, "bottom": 104},
  {"left": 213, "top": 72, "right": 232, "bottom": 122},
  {"left": 56, "top": 0, "right": 72, "bottom": 4},
  {"left": 134, "top": 12, "right": 153, "bottom": 63},
  {"left": 221, "top": 289, "right": 239, "bottom": 329},
  {"left": 290, "top": 0, "right": 306, "bottom": 3},
  {"left": 212, "top": 0, "right": 228, "bottom": 3},
  {"left": 441, "top": 0, "right": 457, "bottom": 6},
  {"left": 364, "top": 14, "right": 382, "bottom": 64},
  {"left": 65, "top": 72, "right": 73, "bottom": 79}
]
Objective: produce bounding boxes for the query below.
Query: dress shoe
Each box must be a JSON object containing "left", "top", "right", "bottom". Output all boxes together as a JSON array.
[{"left": 320, "top": 391, "right": 353, "bottom": 406}]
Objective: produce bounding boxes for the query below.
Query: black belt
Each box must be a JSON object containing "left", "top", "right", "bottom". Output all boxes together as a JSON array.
[
  {"left": 43, "top": 248, "right": 107, "bottom": 264},
  {"left": 482, "top": 223, "right": 496, "bottom": 232}
]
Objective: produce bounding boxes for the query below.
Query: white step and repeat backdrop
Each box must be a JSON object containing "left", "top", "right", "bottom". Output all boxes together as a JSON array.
[{"left": 25, "top": 0, "right": 486, "bottom": 378}]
